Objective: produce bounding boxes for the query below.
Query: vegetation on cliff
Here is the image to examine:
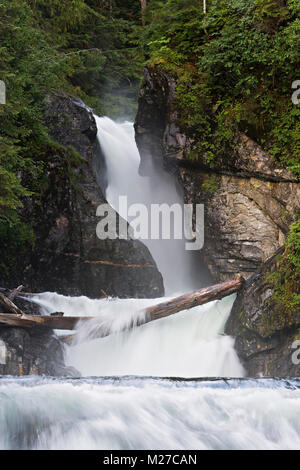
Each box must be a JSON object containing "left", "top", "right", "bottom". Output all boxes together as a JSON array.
[
  {"left": 0, "top": 0, "right": 142, "bottom": 264},
  {"left": 138, "top": 0, "right": 300, "bottom": 316},
  {"left": 141, "top": 0, "right": 300, "bottom": 177},
  {"left": 258, "top": 219, "right": 300, "bottom": 336}
]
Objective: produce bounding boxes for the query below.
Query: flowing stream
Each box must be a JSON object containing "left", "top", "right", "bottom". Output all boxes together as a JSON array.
[{"left": 0, "top": 117, "right": 299, "bottom": 450}]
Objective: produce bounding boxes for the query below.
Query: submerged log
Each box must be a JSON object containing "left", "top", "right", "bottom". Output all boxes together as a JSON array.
[
  {"left": 0, "top": 277, "right": 244, "bottom": 337},
  {"left": 59, "top": 333, "right": 76, "bottom": 345}
]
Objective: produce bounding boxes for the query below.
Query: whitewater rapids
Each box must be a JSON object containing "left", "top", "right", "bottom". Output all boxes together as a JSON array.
[
  {"left": 1, "top": 376, "right": 300, "bottom": 450},
  {"left": 31, "top": 292, "right": 244, "bottom": 378}
]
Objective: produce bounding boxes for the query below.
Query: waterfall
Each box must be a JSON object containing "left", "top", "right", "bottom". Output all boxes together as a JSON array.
[
  {"left": 27, "top": 114, "right": 245, "bottom": 379},
  {"left": 94, "top": 116, "right": 205, "bottom": 294},
  {"left": 31, "top": 291, "right": 244, "bottom": 377}
]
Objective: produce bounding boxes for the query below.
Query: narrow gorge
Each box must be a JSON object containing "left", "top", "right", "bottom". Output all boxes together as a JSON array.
[{"left": 0, "top": 0, "right": 299, "bottom": 452}]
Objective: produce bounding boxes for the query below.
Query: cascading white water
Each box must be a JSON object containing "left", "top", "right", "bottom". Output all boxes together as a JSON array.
[
  {"left": 31, "top": 292, "right": 244, "bottom": 377},
  {"left": 94, "top": 116, "right": 200, "bottom": 294},
  {"left": 64, "top": 115, "right": 241, "bottom": 378},
  {"left": 1, "top": 376, "right": 300, "bottom": 450}
]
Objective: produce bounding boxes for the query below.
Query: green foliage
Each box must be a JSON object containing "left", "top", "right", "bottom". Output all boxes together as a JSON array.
[
  {"left": 28, "top": 0, "right": 143, "bottom": 118},
  {"left": 0, "top": 0, "right": 72, "bottom": 220},
  {"left": 254, "top": 0, "right": 289, "bottom": 31},
  {"left": 0, "top": 0, "right": 143, "bottom": 258},
  {"left": 142, "top": 0, "right": 300, "bottom": 175},
  {"left": 201, "top": 176, "right": 219, "bottom": 195},
  {"left": 259, "top": 219, "right": 300, "bottom": 336},
  {"left": 0, "top": 0, "right": 299, "bottom": 281}
]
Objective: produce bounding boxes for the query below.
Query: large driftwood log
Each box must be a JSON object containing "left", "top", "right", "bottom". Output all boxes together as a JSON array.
[
  {"left": 0, "top": 313, "right": 93, "bottom": 329},
  {"left": 144, "top": 276, "right": 244, "bottom": 322},
  {"left": 60, "top": 277, "right": 244, "bottom": 344},
  {"left": 0, "top": 277, "right": 244, "bottom": 338},
  {"left": 8, "top": 285, "right": 24, "bottom": 301}
]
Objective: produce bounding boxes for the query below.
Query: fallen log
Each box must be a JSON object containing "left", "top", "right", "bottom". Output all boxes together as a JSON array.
[
  {"left": 0, "top": 291, "right": 26, "bottom": 316},
  {"left": 144, "top": 276, "right": 244, "bottom": 322},
  {"left": 8, "top": 285, "right": 24, "bottom": 301},
  {"left": 0, "top": 276, "right": 244, "bottom": 338},
  {"left": 0, "top": 287, "right": 37, "bottom": 298},
  {"left": 0, "top": 313, "right": 93, "bottom": 329},
  {"left": 0, "top": 290, "right": 92, "bottom": 330},
  {"left": 0, "top": 314, "right": 37, "bottom": 328}
]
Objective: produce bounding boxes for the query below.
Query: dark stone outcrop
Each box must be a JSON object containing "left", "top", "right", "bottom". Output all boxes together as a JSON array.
[
  {"left": 226, "top": 249, "right": 300, "bottom": 377},
  {"left": 0, "top": 327, "right": 78, "bottom": 376},
  {"left": 0, "top": 290, "right": 78, "bottom": 376},
  {"left": 135, "top": 67, "right": 176, "bottom": 175},
  {"left": 0, "top": 290, "right": 76, "bottom": 375},
  {"left": 2, "top": 92, "right": 164, "bottom": 299}
]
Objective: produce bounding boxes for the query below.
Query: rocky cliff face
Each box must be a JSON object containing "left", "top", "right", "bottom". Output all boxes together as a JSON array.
[
  {"left": 135, "top": 67, "right": 178, "bottom": 175},
  {"left": 0, "top": 91, "right": 165, "bottom": 377},
  {"left": 2, "top": 92, "right": 164, "bottom": 299},
  {"left": 136, "top": 67, "right": 299, "bottom": 282},
  {"left": 180, "top": 169, "right": 299, "bottom": 281},
  {"left": 135, "top": 66, "right": 299, "bottom": 376},
  {"left": 226, "top": 249, "right": 300, "bottom": 377},
  {"left": 0, "top": 326, "right": 77, "bottom": 376},
  {"left": 0, "top": 293, "right": 78, "bottom": 376}
]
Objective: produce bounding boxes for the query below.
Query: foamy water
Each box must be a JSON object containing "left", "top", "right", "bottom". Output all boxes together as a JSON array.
[
  {"left": 31, "top": 292, "right": 244, "bottom": 377},
  {"left": 1, "top": 376, "right": 300, "bottom": 450}
]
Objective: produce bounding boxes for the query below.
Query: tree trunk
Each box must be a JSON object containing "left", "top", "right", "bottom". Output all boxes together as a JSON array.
[
  {"left": 63, "top": 277, "right": 245, "bottom": 343},
  {"left": 0, "top": 313, "right": 93, "bottom": 329},
  {"left": 144, "top": 276, "right": 244, "bottom": 322},
  {"left": 140, "top": 0, "right": 147, "bottom": 26},
  {"left": 0, "top": 291, "right": 25, "bottom": 316},
  {"left": 8, "top": 285, "right": 24, "bottom": 301}
]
